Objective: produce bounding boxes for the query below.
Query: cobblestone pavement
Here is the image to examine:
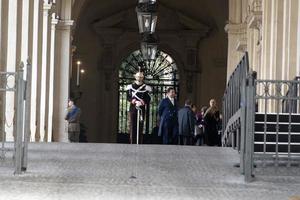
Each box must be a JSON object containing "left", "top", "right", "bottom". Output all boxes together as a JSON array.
[{"left": 0, "top": 143, "right": 299, "bottom": 200}]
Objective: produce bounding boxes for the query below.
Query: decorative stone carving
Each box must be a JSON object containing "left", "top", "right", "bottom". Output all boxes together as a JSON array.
[{"left": 247, "top": 0, "right": 262, "bottom": 30}]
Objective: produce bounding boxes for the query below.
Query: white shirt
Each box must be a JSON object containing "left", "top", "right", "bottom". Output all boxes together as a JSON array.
[{"left": 168, "top": 96, "right": 175, "bottom": 105}]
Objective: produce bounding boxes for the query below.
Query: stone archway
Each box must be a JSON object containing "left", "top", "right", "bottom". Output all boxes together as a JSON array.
[{"left": 72, "top": 0, "right": 227, "bottom": 143}]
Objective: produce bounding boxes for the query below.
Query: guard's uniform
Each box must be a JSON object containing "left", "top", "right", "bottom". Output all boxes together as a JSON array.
[{"left": 126, "top": 83, "right": 151, "bottom": 144}]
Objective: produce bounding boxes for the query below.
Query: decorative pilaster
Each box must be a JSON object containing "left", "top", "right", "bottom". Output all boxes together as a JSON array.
[
  {"left": 225, "top": 23, "right": 247, "bottom": 79},
  {"left": 248, "top": 0, "right": 262, "bottom": 30}
]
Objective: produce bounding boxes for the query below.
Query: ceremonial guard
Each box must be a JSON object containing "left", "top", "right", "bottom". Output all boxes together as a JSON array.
[{"left": 126, "top": 69, "right": 152, "bottom": 144}]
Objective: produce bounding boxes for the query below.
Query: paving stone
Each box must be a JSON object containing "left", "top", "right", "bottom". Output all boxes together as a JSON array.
[{"left": 0, "top": 143, "right": 299, "bottom": 200}]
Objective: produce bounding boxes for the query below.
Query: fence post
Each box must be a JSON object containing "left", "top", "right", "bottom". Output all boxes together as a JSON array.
[
  {"left": 15, "top": 63, "right": 25, "bottom": 175},
  {"left": 22, "top": 59, "right": 32, "bottom": 171},
  {"left": 244, "top": 72, "right": 256, "bottom": 182},
  {"left": 240, "top": 76, "right": 246, "bottom": 174}
]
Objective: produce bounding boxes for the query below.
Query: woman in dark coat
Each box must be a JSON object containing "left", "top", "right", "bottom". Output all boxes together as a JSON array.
[{"left": 203, "top": 99, "right": 220, "bottom": 146}]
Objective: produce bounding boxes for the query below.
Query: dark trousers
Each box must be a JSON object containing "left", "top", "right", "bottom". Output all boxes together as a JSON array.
[
  {"left": 130, "top": 108, "right": 145, "bottom": 144},
  {"left": 162, "top": 122, "right": 178, "bottom": 145}
]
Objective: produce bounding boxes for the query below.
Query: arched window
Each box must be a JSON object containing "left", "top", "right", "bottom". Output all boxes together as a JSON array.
[{"left": 118, "top": 50, "right": 179, "bottom": 140}]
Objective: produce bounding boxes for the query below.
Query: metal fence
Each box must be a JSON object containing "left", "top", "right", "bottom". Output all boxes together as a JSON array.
[
  {"left": 222, "top": 52, "right": 249, "bottom": 149},
  {"left": 254, "top": 78, "right": 300, "bottom": 160},
  {"left": 222, "top": 52, "right": 300, "bottom": 182},
  {"left": 282, "top": 76, "right": 300, "bottom": 113},
  {"left": 0, "top": 61, "right": 32, "bottom": 174}
]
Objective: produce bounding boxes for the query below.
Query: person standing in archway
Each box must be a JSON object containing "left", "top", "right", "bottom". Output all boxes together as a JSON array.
[
  {"left": 158, "top": 87, "right": 179, "bottom": 144},
  {"left": 126, "top": 69, "right": 152, "bottom": 144},
  {"left": 65, "top": 99, "right": 81, "bottom": 142}
]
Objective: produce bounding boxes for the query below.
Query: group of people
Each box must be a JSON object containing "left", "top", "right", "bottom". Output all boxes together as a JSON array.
[
  {"left": 64, "top": 69, "right": 221, "bottom": 146},
  {"left": 158, "top": 89, "right": 221, "bottom": 146},
  {"left": 127, "top": 69, "right": 222, "bottom": 146}
]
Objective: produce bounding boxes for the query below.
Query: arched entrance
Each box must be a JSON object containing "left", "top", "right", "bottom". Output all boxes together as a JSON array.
[
  {"left": 71, "top": 0, "right": 228, "bottom": 143},
  {"left": 118, "top": 50, "right": 179, "bottom": 143}
]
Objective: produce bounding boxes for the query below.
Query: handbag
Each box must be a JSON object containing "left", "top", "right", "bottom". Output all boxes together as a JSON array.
[{"left": 194, "top": 125, "right": 204, "bottom": 136}]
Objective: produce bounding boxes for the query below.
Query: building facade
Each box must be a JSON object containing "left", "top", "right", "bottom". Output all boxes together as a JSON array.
[
  {"left": 226, "top": 0, "right": 300, "bottom": 81},
  {"left": 7, "top": 1, "right": 292, "bottom": 143}
]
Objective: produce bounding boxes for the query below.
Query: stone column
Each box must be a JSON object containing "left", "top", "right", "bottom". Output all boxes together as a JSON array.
[
  {"left": 52, "top": 19, "right": 73, "bottom": 142},
  {"left": 261, "top": 0, "right": 272, "bottom": 80},
  {"left": 260, "top": 0, "right": 285, "bottom": 111},
  {"left": 37, "top": 1, "right": 52, "bottom": 142},
  {"left": 0, "top": 0, "right": 8, "bottom": 70},
  {"left": 283, "top": 0, "right": 299, "bottom": 80},
  {"left": 268, "top": 0, "right": 284, "bottom": 80},
  {"left": 225, "top": 0, "right": 246, "bottom": 81},
  {"left": 0, "top": 0, "right": 9, "bottom": 141},
  {"left": 30, "top": 0, "right": 43, "bottom": 142},
  {"left": 20, "top": 0, "right": 30, "bottom": 63},
  {"left": 5, "top": 0, "right": 23, "bottom": 141},
  {"left": 46, "top": 13, "right": 58, "bottom": 142}
]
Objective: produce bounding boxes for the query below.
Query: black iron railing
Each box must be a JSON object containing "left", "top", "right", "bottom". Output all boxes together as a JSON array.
[
  {"left": 282, "top": 76, "right": 300, "bottom": 113},
  {"left": 222, "top": 52, "right": 249, "bottom": 146}
]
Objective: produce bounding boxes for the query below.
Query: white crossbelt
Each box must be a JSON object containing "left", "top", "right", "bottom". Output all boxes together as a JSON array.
[{"left": 131, "top": 84, "right": 147, "bottom": 102}]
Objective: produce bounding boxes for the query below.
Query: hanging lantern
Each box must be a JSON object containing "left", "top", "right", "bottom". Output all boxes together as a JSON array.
[
  {"left": 136, "top": 0, "right": 158, "bottom": 33},
  {"left": 141, "top": 33, "right": 158, "bottom": 60}
]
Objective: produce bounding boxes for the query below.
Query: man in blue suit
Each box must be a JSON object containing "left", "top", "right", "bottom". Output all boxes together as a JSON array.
[{"left": 158, "top": 87, "right": 178, "bottom": 144}]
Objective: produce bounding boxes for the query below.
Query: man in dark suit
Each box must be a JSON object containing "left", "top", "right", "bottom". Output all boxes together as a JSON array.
[
  {"left": 178, "top": 99, "right": 195, "bottom": 145},
  {"left": 158, "top": 87, "right": 178, "bottom": 144}
]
